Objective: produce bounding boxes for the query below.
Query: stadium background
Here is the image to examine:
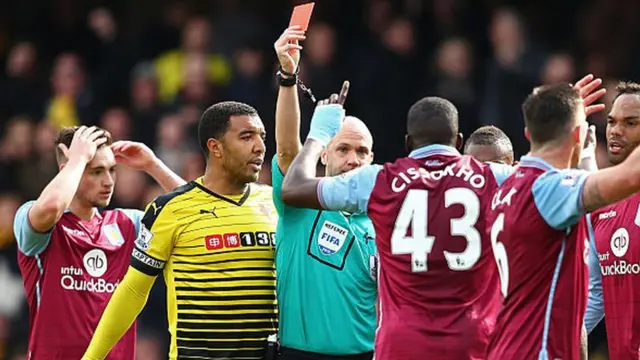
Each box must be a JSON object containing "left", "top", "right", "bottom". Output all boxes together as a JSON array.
[{"left": 0, "top": 0, "right": 627, "bottom": 358}]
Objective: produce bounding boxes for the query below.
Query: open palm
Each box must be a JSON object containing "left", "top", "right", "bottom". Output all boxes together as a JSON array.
[{"left": 111, "top": 141, "right": 157, "bottom": 171}]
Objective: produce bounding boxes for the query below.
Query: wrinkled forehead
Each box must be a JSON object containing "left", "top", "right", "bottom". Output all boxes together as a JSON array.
[
  {"left": 610, "top": 94, "right": 640, "bottom": 118},
  {"left": 87, "top": 146, "right": 116, "bottom": 169},
  {"left": 228, "top": 115, "right": 265, "bottom": 134},
  {"left": 331, "top": 128, "right": 373, "bottom": 150},
  {"left": 331, "top": 116, "right": 373, "bottom": 147}
]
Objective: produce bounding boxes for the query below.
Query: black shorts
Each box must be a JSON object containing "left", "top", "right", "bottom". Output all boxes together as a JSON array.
[{"left": 278, "top": 346, "right": 373, "bottom": 360}]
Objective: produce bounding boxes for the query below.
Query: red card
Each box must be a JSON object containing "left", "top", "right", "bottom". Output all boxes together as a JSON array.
[{"left": 289, "top": 2, "right": 315, "bottom": 31}]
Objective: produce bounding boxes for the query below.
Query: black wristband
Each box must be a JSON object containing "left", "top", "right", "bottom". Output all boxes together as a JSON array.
[
  {"left": 278, "top": 65, "right": 299, "bottom": 77},
  {"left": 276, "top": 65, "right": 298, "bottom": 87},
  {"left": 277, "top": 72, "right": 297, "bottom": 87}
]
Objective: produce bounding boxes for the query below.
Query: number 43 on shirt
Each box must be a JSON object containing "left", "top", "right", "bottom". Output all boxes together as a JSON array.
[{"left": 391, "top": 188, "right": 481, "bottom": 272}]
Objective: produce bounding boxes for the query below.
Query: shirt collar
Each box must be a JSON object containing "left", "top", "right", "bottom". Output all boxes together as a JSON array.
[
  {"left": 518, "top": 155, "right": 555, "bottom": 171},
  {"left": 408, "top": 144, "right": 460, "bottom": 159}
]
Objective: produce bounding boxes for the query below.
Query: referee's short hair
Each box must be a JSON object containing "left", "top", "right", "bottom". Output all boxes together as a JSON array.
[{"left": 198, "top": 101, "right": 259, "bottom": 157}]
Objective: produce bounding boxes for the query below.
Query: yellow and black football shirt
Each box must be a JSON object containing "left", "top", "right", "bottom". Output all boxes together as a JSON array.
[{"left": 131, "top": 178, "right": 278, "bottom": 360}]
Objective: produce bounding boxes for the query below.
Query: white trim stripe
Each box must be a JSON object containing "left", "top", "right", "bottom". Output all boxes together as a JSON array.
[
  {"left": 538, "top": 238, "right": 567, "bottom": 359},
  {"left": 35, "top": 254, "right": 44, "bottom": 308}
]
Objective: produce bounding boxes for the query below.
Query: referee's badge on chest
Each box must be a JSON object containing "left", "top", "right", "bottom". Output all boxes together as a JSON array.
[{"left": 318, "top": 220, "right": 349, "bottom": 256}]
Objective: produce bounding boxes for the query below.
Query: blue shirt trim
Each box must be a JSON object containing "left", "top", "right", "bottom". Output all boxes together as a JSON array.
[
  {"left": 518, "top": 155, "right": 555, "bottom": 171},
  {"left": 408, "top": 144, "right": 460, "bottom": 159},
  {"left": 585, "top": 213, "right": 605, "bottom": 333}
]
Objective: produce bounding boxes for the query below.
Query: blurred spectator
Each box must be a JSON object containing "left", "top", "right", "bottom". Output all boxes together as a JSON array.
[
  {"left": 480, "top": 7, "right": 545, "bottom": 157},
  {"left": 14, "top": 122, "right": 59, "bottom": 201},
  {"left": 181, "top": 152, "right": 205, "bottom": 182},
  {"left": 111, "top": 167, "right": 148, "bottom": 209},
  {"left": 173, "top": 53, "right": 219, "bottom": 110},
  {"left": 154, "top": 113, "right": 195, "bottom": 174},
  {"left": 429, "top": 37, "right": 477, "bottom": 135},
  {"left": 46, "top": 53, "right": 98, "bottom": 129},
  {"left": 0, "top": 42, "right": 45, "bottom": 123},
  {"left": 129, "top": 62, "right": 163, "bottom": 147},
  {"left": 154, "top": 17, "right": 232, "bottom": 103},
  {"left": 227, "top": 44, "right": 273, "bottom": 137},
  {"left": 100, "top": 107, "right": 132, "bottom": 142},
  {"left": 541, "top": 53, "right": 575, "bottom": 84}
]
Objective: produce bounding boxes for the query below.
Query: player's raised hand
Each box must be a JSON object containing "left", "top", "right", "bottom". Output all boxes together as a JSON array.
[
  {"left": 111, "top": 140, "right": 158, "bottom": 171},
  {"left": 274, "top": 26, "right": 306, "bottom": 74},
  {"left": 307, "top": 81, "right": 351, "bottom": 145},
  {"left": 59, "top": 126, "right": 107, "bottom": 163},
  {"left": 317, "top": 81, "right": 350, "bottom": 107},
  {"left": 573, "top": 74, "right": 607, "bottom": 117}
]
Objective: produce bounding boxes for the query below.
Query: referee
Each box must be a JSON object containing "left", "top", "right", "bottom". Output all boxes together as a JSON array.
[{"left": 272, "top": 27, "right": 377, "bottom": 360}]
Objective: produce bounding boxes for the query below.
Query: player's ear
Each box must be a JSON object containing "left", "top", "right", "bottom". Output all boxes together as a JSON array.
[
  {"left": 572, "top": 125, "right": 582, "bottom": 145},
  {"left": 207, "top": 138, "right": 223, "bottom": 159},
  {"left": 320, "top": 149, "right": 328, "bottom": 166},
  {"left": 455, "top": 133, "right": 463, "bottom": 150},
  {"left": 405, "top": 134, "right": 413, "bottom": 152},
  {"left": 524, "top": 127, "right": 531, "bottom": 141}
]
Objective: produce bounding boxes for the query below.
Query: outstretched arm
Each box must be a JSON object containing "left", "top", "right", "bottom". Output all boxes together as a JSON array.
[
  {"left": 582, "top": 143, "right": 640, "bottom": 212},
  {"left": 281, "top": 138, "right": 326, "bottom": 209},
  {"left": 281, "top": 81, "right": 349, "bottom": 209},
  {"left": 82, "top": 268, "right": 155, "bottom": 360},
  {"left": 274, "top": 26, "right": 305, "bottom": 174}
]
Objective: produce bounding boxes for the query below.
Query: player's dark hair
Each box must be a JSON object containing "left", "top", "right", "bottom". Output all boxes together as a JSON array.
[
  {"left": 406, "top": 96, "right": 459, "bottom": 147},
  {"left": 198, "top": 101, "right": 258, "bottom": 156},
  {"left": 522, "top": 83, "right": 582, "bottom": 146},
  {"left": 615, "top": 81, "right": 640, "bottom": 99},
  {"left": 54, "top": 126, "right": 113, "bottom": 165},
  {"left": 464, "top": 125, "right": 513, "bottom": 153}
]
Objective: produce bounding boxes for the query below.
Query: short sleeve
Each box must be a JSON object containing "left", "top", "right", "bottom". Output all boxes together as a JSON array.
[
  {"left": 584, "top": 213, "right": 605, "bottom": 333},
  {"left": 318, "top": 164, "right": 382, "bottom": 213},
  {"left": 487, "top": 162, "right": 514, "bottom": 186},
  {"left": 532, "top": 168, "right": 590, "bottom": 230},
  {"left": 13, "top": 201, "right": 53, "bottom": 256},
  {"left": 130, "top": 199, "right": 176, "bottom": 276},
  {"left": 120, "top": 209, "right": 144, "bottom": 237},
  {"left": 271, "top": 155, "right": 286, "bottom": 215}
]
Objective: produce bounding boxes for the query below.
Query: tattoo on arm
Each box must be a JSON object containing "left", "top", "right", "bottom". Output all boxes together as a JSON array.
[{"left": 582, "top": 177, "right": 607, "bottom": 213}]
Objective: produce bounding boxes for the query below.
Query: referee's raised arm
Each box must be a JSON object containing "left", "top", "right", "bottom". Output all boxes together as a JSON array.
[
  {"left": 274, "top": 26, "right": 305, "bottom": 174},
  {"left": 271, "top": 25, "right": 378, "bottom": 360}
]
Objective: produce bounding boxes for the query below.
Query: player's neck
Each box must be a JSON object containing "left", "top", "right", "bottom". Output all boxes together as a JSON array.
[
  {"left": 202, "top": 167, "right": 248, "bottom": 196},
  {"left": 528, "top": 146, "right": 573, "bottom": 169},
  {"left": 68, "top": 199, "right": 97, "bottom": 221}
]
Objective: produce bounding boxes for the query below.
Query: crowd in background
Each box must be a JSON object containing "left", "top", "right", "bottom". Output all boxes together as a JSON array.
[{"left": 0, "top": 0, "right": 633, "bottom": 358}]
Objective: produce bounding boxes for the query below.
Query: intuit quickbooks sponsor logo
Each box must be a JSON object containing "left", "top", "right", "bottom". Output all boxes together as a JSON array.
[
  {"left": 60, "top": 275, "right": 120, "bottom": 293},
  {"left": 601, "top": 260, "right": 640, "bottom": 276},
  {"left": 59, "top": 248, "right": 120, "bottom": 293}
]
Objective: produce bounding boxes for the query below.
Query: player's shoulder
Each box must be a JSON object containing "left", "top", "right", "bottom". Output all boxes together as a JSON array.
[{"left": 146, "top": 182, "right": 199, "bottom": 217}]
